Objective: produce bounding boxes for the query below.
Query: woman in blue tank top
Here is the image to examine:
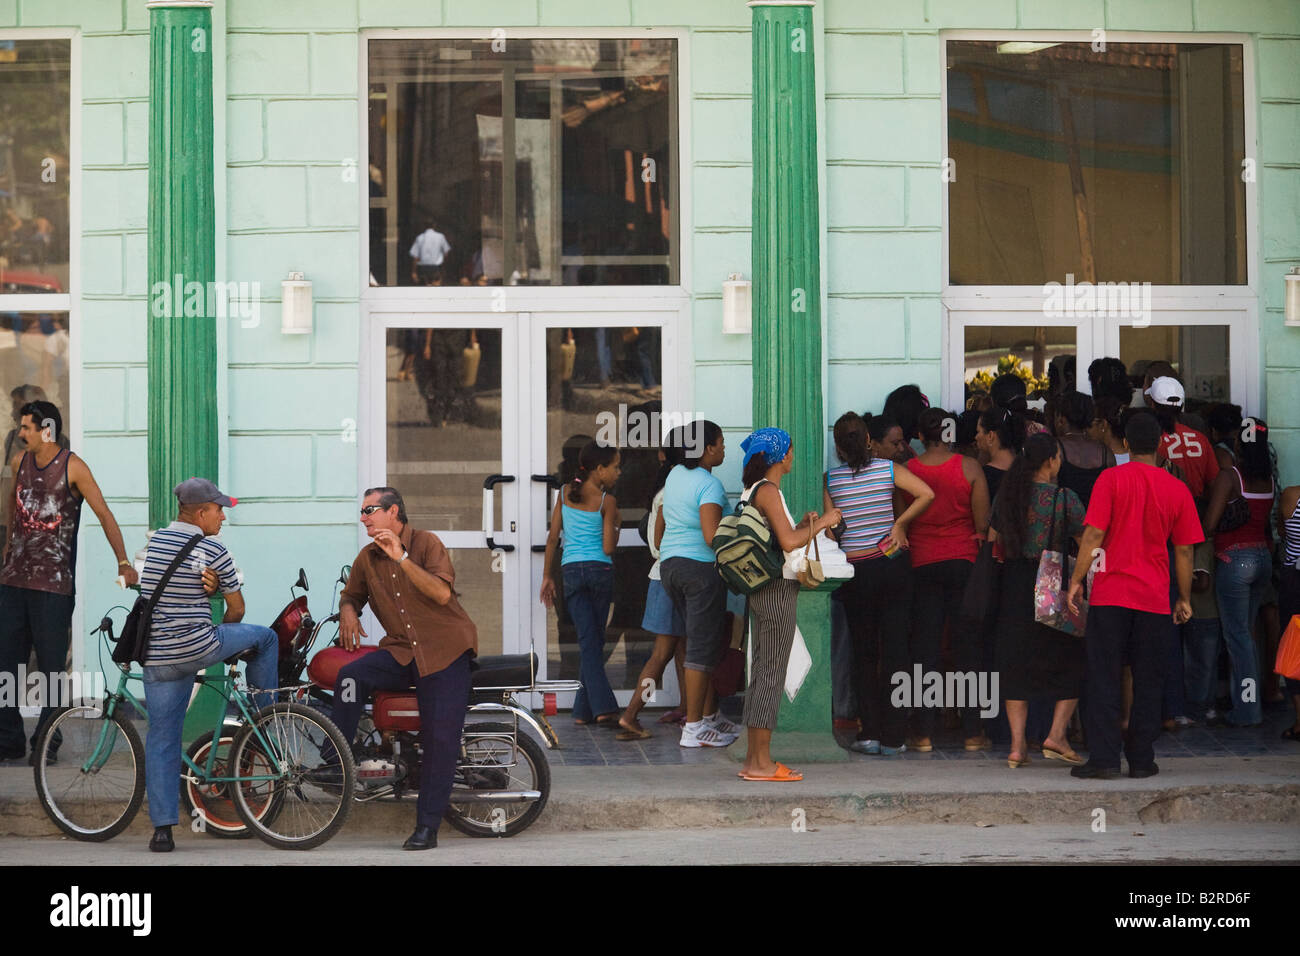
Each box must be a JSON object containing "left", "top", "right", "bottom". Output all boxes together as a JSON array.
[{"left": 540, "top": 440, "right": 622, "bottom": 726}]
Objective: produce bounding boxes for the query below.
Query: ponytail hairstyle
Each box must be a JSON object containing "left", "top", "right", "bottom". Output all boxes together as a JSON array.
[
  {"left": 989, "top": 372, "right": 1029, "bottom": 416},
  {"left": 979, "top": 405, "right": 1026, "bottom": 453},
  {"left": 917, "top": 407, "right": 954, "bottom": 446},
  {"left": 993, "top": 432, "right": 1059, "bottom": 558},
  {"left": 647, "top": 439, "right": 685, "bottom": 508},
  {"left": 1152, "top": 403, "right": 1179, "bottom": 435},
  {"left": 1092, "top": 396, "right": 1126, "bottom": 439},
  {"left": 679, "top": 419, "right": 723, "bottom": 470},
  {"left": 568, "top": 440, "right": 619, "bottom": 503},
  {"left": 833, "top": 411, "right": 872, "bottom": 474},
  {"left": 1237, "top": 417, "right": 1271, "bottom": 481},
  {"left": 741, "top": 455, "right": 769, "bottom": 488}
]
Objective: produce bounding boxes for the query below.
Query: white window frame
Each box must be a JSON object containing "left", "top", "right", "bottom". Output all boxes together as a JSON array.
[
  {"left": 939, "top": 31, "right": 1259, "bottom": 412},
  {"left": 0, "top": 28, "right": 80, "bottom": 695}
]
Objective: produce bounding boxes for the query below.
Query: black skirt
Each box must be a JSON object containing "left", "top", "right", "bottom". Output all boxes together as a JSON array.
[{"left": 994, "top": 557, "right": 1086, "bottom": 701}]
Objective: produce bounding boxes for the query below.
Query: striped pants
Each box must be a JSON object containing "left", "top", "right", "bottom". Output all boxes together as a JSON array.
[{"left": 743, "top": 578, "right": 801, "bottom": 730}]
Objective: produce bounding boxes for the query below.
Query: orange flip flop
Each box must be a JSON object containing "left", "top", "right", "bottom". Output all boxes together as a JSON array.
[{"left": 740, "top": 762, "right": 803, "bottom": 782}]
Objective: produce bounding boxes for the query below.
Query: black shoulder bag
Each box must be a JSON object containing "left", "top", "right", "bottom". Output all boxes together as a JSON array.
[{"left": 112, "top": 534, "right": 204, "bottom": 667}]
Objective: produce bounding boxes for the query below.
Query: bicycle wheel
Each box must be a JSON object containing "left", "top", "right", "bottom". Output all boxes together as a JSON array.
[
  {"left": 180, "top": 729, "right": 280, "bottom": 839},
  {"left": 228, "top": 702, "right": 355, "bottom": 850},
  {"left": 445, "top": 721, "right": 550, "bottom": 838},
  {"left": 33, "top": 705, "right": 144, "bottom": 842}
]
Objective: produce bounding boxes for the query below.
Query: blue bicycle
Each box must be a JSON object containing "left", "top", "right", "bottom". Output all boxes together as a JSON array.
[{"left": 31, "top": 608, "right": 357, "bottom": 850}]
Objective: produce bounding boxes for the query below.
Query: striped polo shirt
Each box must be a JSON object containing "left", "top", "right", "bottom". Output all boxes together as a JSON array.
[
  {"left": 141, "top": 520, "right": 241, "bottom": 666},
  {"left": 826, "top": 459, "right": 895, "bottom": 560}
]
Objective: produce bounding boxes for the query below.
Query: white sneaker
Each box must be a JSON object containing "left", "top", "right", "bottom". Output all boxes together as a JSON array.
[
  {"left": 679, "top": 721, "right": 738, "bottom": 748},
  {"left": 704, "top": 712, "right": 742, "bottom": 736}
]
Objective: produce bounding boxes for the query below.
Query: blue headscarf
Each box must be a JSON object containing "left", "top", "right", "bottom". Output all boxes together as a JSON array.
[{"left": 741, "top": 427, "right": 791, "bottom": 468}]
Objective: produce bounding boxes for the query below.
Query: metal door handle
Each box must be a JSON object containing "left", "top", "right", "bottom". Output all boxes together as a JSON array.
[
  {"left": 483, "top": 474, "right": 516, "bottom": 552},
  {"left": 531, "top": 474, "right": 560, "bottom": 552}
]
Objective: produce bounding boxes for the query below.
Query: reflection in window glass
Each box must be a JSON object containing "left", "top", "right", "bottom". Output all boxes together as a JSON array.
[
  {"left": 1120, "top": 325, "right": 1230, "bottom": 411},
  {"left": 368, "top": 38, "right": 677, "bottom": 288},
  {"left": 0, "top": 40, "right": 70, "bottom": 295},
  {"left": 947, "top": 41, "right": 1246, "bottom": 286},
  {"left": 0, "top": 311, "right": 70, "bottom": 550},
  {"left": 963, "top": 325, "right": 1073, "bottom": 403},
  {"left": 384, "top": 327, "right": 503, "bottom": 533}
]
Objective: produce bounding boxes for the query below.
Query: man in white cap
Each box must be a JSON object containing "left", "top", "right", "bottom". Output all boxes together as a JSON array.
[
  {"left": 137, "top": 477, "right": 277, "bottom": 853},
  {"left": 1144, "top": 374, "right": 1219, "bottom": 502}
]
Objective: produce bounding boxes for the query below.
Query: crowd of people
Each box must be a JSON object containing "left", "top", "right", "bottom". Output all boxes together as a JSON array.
[{"left": 544, "top": 355, "right": 1300, "bottom": 781}]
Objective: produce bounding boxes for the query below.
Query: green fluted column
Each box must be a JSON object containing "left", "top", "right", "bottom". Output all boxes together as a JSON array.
[
  {"left": 750, "top": 0, "right": 844, "bottom": 761},
  {"left": 148, "top": 0, "right": 217, "bottom": 527},
  {"left": 148, "top": 1, "right": 221, "bottom": 742}
]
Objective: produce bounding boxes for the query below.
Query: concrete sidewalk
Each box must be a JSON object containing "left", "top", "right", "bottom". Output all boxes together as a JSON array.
[{"left": 3, "top": 754, "right": 1297, "bottom": 840}]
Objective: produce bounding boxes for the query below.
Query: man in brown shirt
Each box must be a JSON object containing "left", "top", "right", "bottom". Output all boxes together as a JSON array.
[{"left": 332, "top": 486, "right": 477, "bottom": 850}]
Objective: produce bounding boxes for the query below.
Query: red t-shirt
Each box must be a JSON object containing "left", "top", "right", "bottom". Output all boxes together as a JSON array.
[
  {"left": 1084, "top": 462, "right": 1204, "bottom": 614},
  {"left": 1159, "top": 423, "right": 1219, "bottom": 499}
]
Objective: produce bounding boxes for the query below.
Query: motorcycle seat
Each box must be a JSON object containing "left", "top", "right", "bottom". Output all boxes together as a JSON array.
[{"left": 471, "top": 653, "right": 536, "bottom": 689}]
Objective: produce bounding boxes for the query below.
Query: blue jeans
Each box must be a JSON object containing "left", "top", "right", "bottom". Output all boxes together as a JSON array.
[
  {"left": 142, "top": 623, "right": 277, "bottom": 827},
  {"left": 594, "top": 329, "right": 612, "bottom": 383},
  {"left": 1215, "top": 546, "right": 1270, "bottom": 726},
  {"left": 1182, "top": 617, "right": 1222, "bottom": 720},
  {"left": 563, "top": 561, "right": 618, "bottom": 722}
]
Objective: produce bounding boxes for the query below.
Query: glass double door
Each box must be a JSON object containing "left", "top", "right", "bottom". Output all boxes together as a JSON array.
[{"left": 371, "top": 310, "right": 679, "bottom": 708}]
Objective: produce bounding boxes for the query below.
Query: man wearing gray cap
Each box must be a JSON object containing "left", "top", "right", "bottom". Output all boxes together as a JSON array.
[{"left": 137, "top": 477, "right": 277, "bottom": 853}]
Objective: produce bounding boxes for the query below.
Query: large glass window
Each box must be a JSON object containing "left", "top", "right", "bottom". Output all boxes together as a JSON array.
[
  {"left": 368, "top": 38, "right": 677, "bottom": 288},
  {"left": 947, "top": 40, "right": 1246, "bottom": 286},
  {"left": 0, "top": 40, "right": 70, "bottom": 294},
  {"left": 0, "top": 40, "right": 71, "bottom": 552}
]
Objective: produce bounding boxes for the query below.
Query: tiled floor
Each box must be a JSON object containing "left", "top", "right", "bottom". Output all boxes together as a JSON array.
[{"left": 541, "top": 704, "right": 1300, "bottom": 766}]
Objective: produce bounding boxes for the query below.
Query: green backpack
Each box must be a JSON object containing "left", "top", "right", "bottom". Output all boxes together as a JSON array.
[{"left": 711, "top": 479, "right": 783, "bottom": 595}]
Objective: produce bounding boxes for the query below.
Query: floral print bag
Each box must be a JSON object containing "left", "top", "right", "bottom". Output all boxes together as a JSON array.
[{"left": 1033, "top": 487, "right": 1089, "bottom": 636}]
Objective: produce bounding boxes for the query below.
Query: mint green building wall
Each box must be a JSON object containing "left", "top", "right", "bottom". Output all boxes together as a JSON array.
[{"left": 8, "top": 0, "right": 1297, "bottom": 668}]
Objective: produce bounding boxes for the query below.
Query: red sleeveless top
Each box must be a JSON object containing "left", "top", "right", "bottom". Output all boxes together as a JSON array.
[{"left": 905, "top": 453, "right": 977, "bottom": 567}]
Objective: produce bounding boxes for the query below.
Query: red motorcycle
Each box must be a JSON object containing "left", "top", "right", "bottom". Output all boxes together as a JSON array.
[{"left": 184, "top": 567, "right": 575, "bottom": 838}]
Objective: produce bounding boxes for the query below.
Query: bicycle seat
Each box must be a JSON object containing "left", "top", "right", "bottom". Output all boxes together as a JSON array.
[
  {"left": 471, "top": 653, "right": 536, "bottom": 689},
  {"left": 224, "top": 647, "right": 258, "bottom": 666}
]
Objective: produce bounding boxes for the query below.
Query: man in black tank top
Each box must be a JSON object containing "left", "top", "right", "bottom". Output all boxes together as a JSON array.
[{"left": 0, "top": 401, "right": 137, "bottom": 763}]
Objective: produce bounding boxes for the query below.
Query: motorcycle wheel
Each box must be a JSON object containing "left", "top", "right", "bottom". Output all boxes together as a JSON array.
[
  {"left": 180, "top": 729, "right": 279, "bottom": 839},
  {"left": 445, "top": 721, "right": 550, "bottom": 838}
]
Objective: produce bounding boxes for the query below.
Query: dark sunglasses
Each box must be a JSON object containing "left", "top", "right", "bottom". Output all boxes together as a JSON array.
[{"left": 360, "top": 504, "right": 387, "bottom": 516}]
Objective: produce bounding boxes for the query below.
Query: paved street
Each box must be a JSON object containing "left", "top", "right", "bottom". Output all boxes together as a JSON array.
[{"left": 1, "top": 822, "right": 1295, "bottom": 866}]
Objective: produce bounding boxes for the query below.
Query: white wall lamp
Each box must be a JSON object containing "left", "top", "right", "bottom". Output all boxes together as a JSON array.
[
  {"left": 722, "top": 273, "right": 752, "bottom": 334},
  {"left": 281, "top": 271, "right": 313, "bottom": 335},
  {"left": 1285, "top": 267, "right": 1300, "bottom": 328}
]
